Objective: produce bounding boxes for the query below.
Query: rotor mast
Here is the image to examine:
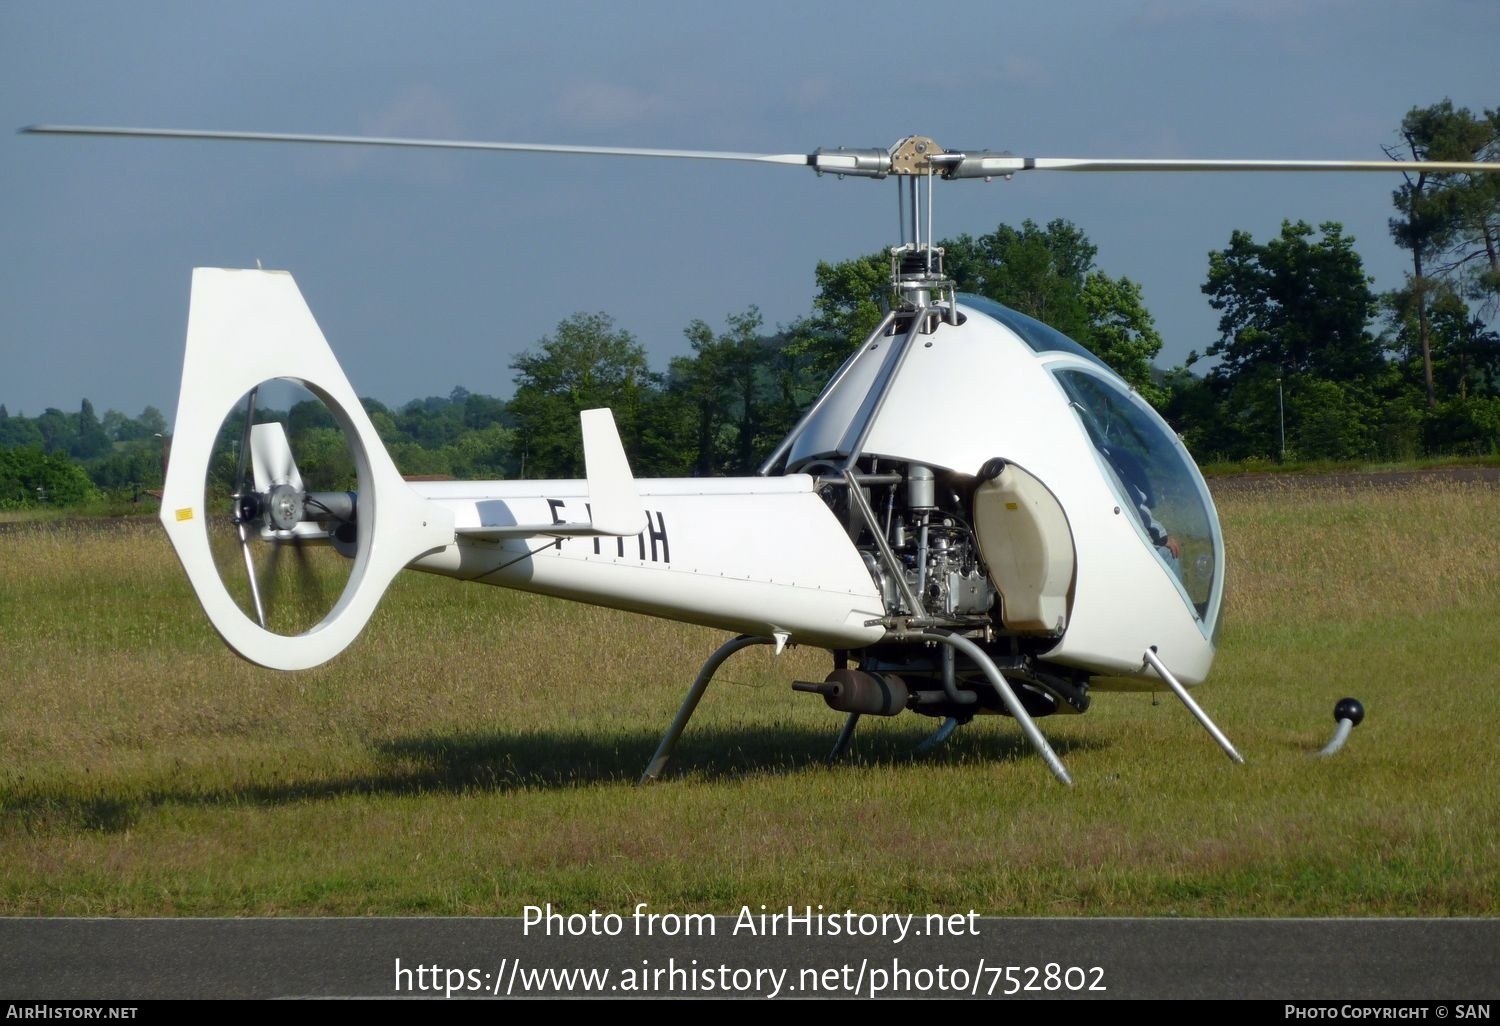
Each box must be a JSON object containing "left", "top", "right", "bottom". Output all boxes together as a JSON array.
[{"left": 811, "top": 135, "right": 970, "bottom": 314}]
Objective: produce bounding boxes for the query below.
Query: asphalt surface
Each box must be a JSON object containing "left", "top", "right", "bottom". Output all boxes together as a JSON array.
[{"left": 2, "top": 917, "right": 1497, "bottom": 1000}]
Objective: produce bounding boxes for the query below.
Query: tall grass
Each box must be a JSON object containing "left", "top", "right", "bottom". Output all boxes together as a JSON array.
[{"left": 0, "top": 478, "right": 1496, "bottom": 916}]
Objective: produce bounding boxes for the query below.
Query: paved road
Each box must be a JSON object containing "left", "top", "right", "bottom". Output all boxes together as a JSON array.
[{"left": 2, "top": 917, "right": 1497, "bottom": 999}]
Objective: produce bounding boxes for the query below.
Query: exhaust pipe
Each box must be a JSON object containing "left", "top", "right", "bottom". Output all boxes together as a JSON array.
[{"left": 793, "top": 669, "right": 909, "bottom": 716}]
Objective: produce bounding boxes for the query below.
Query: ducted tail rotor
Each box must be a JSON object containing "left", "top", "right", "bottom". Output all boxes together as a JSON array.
[{"left": 162, "top": 268, "right": 454, "bottom": 670}]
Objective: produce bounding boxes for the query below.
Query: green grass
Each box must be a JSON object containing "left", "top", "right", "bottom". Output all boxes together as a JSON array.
[
  {"left": 1, "top": 477, "right": 1497, "bottom": 916},
  {"left": 1198, "top": 452, "right": 1500, "bottom": 478}
]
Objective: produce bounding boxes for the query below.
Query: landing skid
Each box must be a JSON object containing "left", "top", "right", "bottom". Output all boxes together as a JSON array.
[{"left": 641, "top": 631, "right": 1074, "bottom": 785}]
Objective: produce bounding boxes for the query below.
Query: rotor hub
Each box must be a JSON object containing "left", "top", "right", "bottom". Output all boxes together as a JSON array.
[
  {"left": 266, "top": 483, "right": 305, "bottom": 531},
  {"left": 889, "top": 136, "right": 945, "bottom": 176}
]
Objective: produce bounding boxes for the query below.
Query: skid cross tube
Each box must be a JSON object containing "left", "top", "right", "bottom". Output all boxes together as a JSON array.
[
  {"left": 640, "top": 635, "right": 773, "bottom": 783},
  {"left": 1142, "top": 647, "right": 1245, "bottom": 764}
]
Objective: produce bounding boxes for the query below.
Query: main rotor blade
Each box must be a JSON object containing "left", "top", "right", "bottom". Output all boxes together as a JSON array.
[
  {"left": 22, "top": 124, "right": 815, "bottom": 168},
  {"left": 27, "top": 125, "right": 1497, "bottom": 178},
  {"left": 942, "top": 155, "right": 1500, "bottom": 177}
]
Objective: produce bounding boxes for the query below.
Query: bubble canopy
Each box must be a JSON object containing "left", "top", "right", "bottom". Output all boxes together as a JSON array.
[{"left": 1052, "top": 366, "right": 1223, "bottom": 637}]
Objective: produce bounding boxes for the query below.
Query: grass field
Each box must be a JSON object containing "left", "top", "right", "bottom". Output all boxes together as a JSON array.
[{"left": 1, "top": 472, "right": 1497, "bottom": 916}]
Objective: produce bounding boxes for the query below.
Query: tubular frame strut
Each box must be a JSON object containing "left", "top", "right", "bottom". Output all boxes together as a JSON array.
[
  {"left": 642, "top": 632, "right": 1079, "bottom": 785},
  {"left": 1141, "top": 647, "right": 1245, "bottom": 763},
  {"left": 640, "top": 635, "right": 773, "bottom": 783},
  {"left": 914, "top": 716, "right": 961, "bottom": 754},
  {"left": 1318, "top": 719, "right": 1354, "bottom": 757},
  {"left": 757, "top": 311, "right": 896, "bottom": 476},
  {"left": 922, "top": 630, "right": 1073, "bottom": 785},
  {"left": 829, "top": 713, "right": 860, "bottom": 760}
]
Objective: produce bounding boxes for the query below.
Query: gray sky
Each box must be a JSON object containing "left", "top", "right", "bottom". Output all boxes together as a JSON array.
[{"left": 2, "top": 0, "right": 1496, "bottom": 424}]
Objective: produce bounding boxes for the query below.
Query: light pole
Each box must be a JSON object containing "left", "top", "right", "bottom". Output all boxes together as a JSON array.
[{"left": 1277, "top": 376, "right": 1285, "bottom": 462}]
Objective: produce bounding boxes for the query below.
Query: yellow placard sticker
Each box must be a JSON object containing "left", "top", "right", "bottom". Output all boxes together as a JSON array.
[
  {"left": 175, "top": 507, "right": 194, "bottom": 522},
  {"left": 1005, "top": 501, "right": 1019, "bottom": 510}
]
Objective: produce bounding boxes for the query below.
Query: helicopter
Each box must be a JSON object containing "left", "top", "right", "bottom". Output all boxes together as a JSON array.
[{"left": 23, "top": 125, "right": 1500, "bottom": 785}]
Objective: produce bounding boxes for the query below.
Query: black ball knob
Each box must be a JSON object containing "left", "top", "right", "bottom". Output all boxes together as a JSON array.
[{"left": 1334, "top": 697, "right": 1364, "bottom": 727}]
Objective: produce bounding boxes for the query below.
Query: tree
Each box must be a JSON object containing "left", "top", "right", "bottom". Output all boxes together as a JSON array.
[
  {"left": 1080, "top": 271, "right": 1165, "bottom": 402},
  {"left": 673, "top": 307, "right": 772, "bottom": 475},
  {"left": 291, "top": 426, "right": 355, "bottom": 491},
  {"left": 287, "top": 397, "right": 337, "bottom": 438},
  {"left": 947, "top": 219, "right": 1164, "bottom": 396},
  {"left": 0, "top": 447, "right": 97, "bottom": 507},
  {"left": 444, "top": 423, "right": 513, "bottom": 479},
  {"left": 0, "top": 409, "right": 42, "bottom": 449},
  {"left": 1191, "top": 221, "right": 1386, "bottom": 461},
  {"left": 35, "top": 408, "right": 77, "bottom": 456},
  {"left": 945, "top": 218, "right": 1095, "bottom": 340},
  {"left": 1386, "top": 286, "right": 1500, "bottom": 403},
  {"left": 796, "top": 220, "right": 1167, "bottom": 401},
  {"left": 508, "top": 312, "right": 652, "bottom": 477},
  {"left": 461, "top": 392, "right": 508, "bottom": 432},
  {"left": 1202, "top": 220, "right": 1381, "bottom": 384},
  {"left": 71, "top": 399, "right": 111, "bottom": 459},
  {"left": 1386, "top": 100, "right": 1500, "bottom": 405},
  {"left": 787, "top": 254, "right": 889, "bottom": 379},
  {"left": 136, "top": 406, "right": 167, "bottom": 438}
]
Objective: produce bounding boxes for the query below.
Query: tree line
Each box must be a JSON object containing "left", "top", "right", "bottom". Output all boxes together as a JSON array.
[{"left": 3, "top": 100, "right": 1496, "bottom": 508}]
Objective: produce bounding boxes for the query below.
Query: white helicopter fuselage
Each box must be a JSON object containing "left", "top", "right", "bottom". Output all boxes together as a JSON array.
[
  {"left": 161, "top": 267, "right": 1222, "bottom": 729},
  {"left": 399, "top": 300, "right": 1222, "bottom": 686},
  {"left": 31, "top": 122, "right": 1483, "bottom": 778},
  {"left": 408, "top": 475, "right": 886, "bottom": 649}
]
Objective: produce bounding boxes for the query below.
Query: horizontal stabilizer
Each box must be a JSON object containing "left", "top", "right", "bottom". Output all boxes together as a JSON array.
[
  {"left": 456, "top": 522, "right": 618, "bottom": 541},
  {"left": 455, "top": 408, "right": 646, "bottom": 541}
]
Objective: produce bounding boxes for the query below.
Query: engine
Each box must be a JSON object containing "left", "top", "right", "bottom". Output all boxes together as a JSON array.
[
  {"left": 798, "top": 457, "right": 1090, "bottom": 721},
  {"left": 849, "top": 462, "right": 995, "bottom": 623}
]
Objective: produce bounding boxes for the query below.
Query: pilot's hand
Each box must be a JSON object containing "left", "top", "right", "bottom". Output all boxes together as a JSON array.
[{"left": 1165, "top": 535, "right": 1182, "bottom": 559}]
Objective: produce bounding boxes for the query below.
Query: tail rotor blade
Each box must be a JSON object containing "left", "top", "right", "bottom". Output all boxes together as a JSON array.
[
  {"left": 293, "top": 536, "right": 324, "bottom": 613},
  {"left": 230, "top": 386, "right": 267, "bottom": 627},
  {"left": 250, "top": 421, "right": 303, "bottom": 492},
  {"left": 259, "top": 531, "right": 284, "bottom": 616},
  {"left": 236, "top": 521, "right": 267, "bottom": 628}
]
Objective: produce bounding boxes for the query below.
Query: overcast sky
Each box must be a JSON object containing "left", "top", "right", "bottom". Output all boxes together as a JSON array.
[{"left": 2, "top": 1, "right": 1496, "bottom": 424}]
